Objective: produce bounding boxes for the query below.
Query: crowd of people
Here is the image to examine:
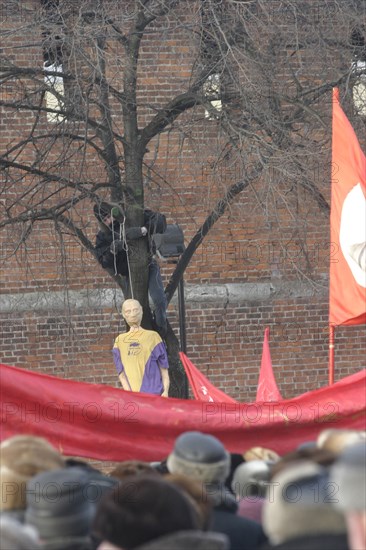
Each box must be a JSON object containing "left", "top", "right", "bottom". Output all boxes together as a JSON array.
[{"left": 0, "top": 428, "right": 365, "bottom": 550}]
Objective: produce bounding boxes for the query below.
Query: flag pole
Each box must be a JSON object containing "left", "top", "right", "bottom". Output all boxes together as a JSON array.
[{"left": 329, "top": 324, "right": 335, "bottom": 385}]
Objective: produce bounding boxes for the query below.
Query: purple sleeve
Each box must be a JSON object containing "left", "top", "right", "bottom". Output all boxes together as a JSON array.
[
  {"left": 112, "top": 347, "right": 124, "bottom": 375},
  {"left": 155, "top": 341, "right": 169, "bottom": 369}
]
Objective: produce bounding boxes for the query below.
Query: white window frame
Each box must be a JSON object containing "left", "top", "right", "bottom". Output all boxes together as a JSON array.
[
  {"left": 352, "top": 60, "right": 366, "bottom": 117},
  {"left": 203, "top": 73, "right": 222, "bottom": 119},
  {"left": 44, "top": 62, "right": 65, "bottom": 122}
]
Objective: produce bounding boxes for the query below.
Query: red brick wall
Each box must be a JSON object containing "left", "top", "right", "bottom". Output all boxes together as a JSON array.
[{"left": 1, "top": 289, "right": 365, "bottom": 402}]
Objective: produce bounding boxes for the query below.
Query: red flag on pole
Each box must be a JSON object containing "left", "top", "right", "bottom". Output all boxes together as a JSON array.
[
  {"left": 329, "top": 88, "right": 366, "bottom": 326},
  {"left": 179, "top": 352, "right": 238, "bottom": 403},
  {"left": 256, "top": 327, "right": 283, "bottom": 402}
]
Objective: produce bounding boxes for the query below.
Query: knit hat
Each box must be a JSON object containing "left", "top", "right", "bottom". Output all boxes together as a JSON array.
[
  {"left": 93, "top": 202, "right": 125, "bottom": 223},
  {"left": 93, "top": 202, "right": 111, "bottom": 223},
  {"left": 167, "top": 432, "right": 231, "bottom": 484},
  {"left": 262, "top": 461, "right": 346, "bottom": 545},
  {"left": 330, "top": 441, "right": 366, "bottom": 511},
  {"left": 0, "top": 435, "right": 65, "bottom": 511},
  {"left": 25, "top": 467, "right": 95, "bottom": 539}
]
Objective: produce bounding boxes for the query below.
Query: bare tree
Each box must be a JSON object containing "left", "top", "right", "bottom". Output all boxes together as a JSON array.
[{"left": 0, "top": 0, "right": 365, "bottom": 396}]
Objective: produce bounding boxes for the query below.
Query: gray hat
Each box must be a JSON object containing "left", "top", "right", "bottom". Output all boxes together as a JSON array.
[
  {"left": 330, "top": 441, "right": 366, "bottom": 511},
  {"left": 0, "top": 516, "right": 40, "bottom": 550},
  {"left": 167, "top": 432, "right": 230, "bottom": 484},
  {"left": 231, "top": 460, "right": 272, "bottom": 498},
  {"left": 25, "top": 467, "right": 95, "bottom": 539}
]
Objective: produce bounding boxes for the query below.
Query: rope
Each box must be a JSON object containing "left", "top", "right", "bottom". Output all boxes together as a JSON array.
[
  {"left": 110, "top": 210, "right": 119, "bottom": 277},
  {"left": 110, "top": 206, "right": 134, "bottom": 299},
  {"left": 122, "top": 216, "right": 134, "bottom": 300}
]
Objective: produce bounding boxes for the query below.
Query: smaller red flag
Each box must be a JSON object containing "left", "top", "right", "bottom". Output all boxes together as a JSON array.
[
  {"left": 256, "top": 328, "right": 283, "bottom": 402},
  {"left": 179, "top": 352, "right": 238, "bottom": 403}
]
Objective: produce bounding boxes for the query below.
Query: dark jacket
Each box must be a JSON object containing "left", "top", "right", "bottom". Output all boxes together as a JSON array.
[
  {"left": 40, "top": 538, "right": 93, "bottom": 550},
  {"left": 95, "top": 209, "right": 166, "bottom": 276},
  {"left": 260, "top": 533, "right": 350, "bottom": 550},
  {"left": 208, "top": 484, "right": 267, "bottom": 550},
  {"left": 135, "top": 530, "right": 229, "bottom": 550}
]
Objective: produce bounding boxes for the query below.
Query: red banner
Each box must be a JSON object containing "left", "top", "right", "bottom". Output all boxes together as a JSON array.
[
  {"left": 1, "top": 363, "right": 365, "bottom": 461},
  {"left": 329, "top": 88, "right": 366, "bottom": 325},
  {"left": 256, "top": 328, "right": 283, "bottom": 402},
  {"left": 179, "top": 352, "right": 238, "bottom": 403}
]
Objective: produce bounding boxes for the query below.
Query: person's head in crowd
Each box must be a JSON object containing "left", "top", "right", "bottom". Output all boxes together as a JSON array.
[
  {"left": 92, "top": 475, "right": 201, "bottom": 549},
  {"left": 93, "top": 201, "right": 125, "bottom": 227},
  {"left": 166, "top": 431, "right": 231, "bottom": 485},
  {"left": 0, "top": 435, "right": 65, "bottom": 516},
  {"left": 243, "top": 446, "right": 280, "bottom": 463},
  {"left": 164, "top": 473, "right": 214, "bottom": 530},
  {"left": 93, "top": 202, "right": 113, "bottom": 228},
  {"left": 262, "top": 461, "right": 347, "bottom": 546},
  {"left": 64, "top": 458, "right": 102, "bottom": 471},
  {"left": 0, "top": 516, "right": 40, "bottom": 550},
  {"left": 150, "top": 458, "right": 169, "bottom": 475},
  {"left": 317, "top": 428, "right": 366, "bottom": 455},
  {"left": 331, "top": 442, "right": 366, "bottom": 550},
  {"left": 166, "top": 433, "right": 268, "bottom": 550},
  {"left": 223, "top": 453, "right": 245, "bottom": 493},
  {"left": 109, "top": 460, "right": 159, "bottom": 481},
  {"left": 296, "top": 440, "right": 317, "bottom": 452},
  {"left": 231, "top": 460, "right": 272, "bottom": 500},
  {"left": 25, "top": 467, "right": 100, "bottom": 550},
  {"left": 269, "top": 446, "right": 337, "bottom": 481}
]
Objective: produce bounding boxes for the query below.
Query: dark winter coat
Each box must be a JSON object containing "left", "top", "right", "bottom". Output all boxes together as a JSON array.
[
  {"left": 208, "top": 484, "right": 268, "bottom": 550},
  {"left": 95, "top": 209, "right": 166, "bottom": 276},
  {"left": 134, "top": 530, "right": 229, "bottom": 550},
  {"left": 259, "top": 533, "right": 350, "bottom": 550}
]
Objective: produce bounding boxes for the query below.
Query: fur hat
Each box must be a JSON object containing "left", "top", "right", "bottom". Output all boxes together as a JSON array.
[
  {"left": 262, "top": 461, "right": 347, "bottom": 544},
  {"left": 243, "top": 446, "right": 280, "bottom": 462},
  {"left": 0, "top": 435, "right": 65, "bottom": 511},
  {"left": 331, "top": 441, "right": 366, "bottom": 511},
  {"left": 109, "top": 460, "right": 159, "bottom": 481},
  {"left": 317, "top": 429, "right": 366, "bottom": 455},
  {"left": 231, "top": 460, "right": 272, "bottom": 498},
  {"left": 167, "top": 432, "right": 230, "bottom": 484},
  {"left": 25, "top": 467, "right": 95, "bottom": 539}
]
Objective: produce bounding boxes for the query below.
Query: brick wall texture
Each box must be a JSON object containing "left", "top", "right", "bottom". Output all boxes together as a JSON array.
[{"left": 1, "top": 1, "right": 365, "bottom": 404}]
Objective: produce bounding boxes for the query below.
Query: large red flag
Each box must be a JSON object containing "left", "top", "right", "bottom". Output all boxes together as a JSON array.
[
  {"left": 1, "top": 363, "right": 365, "bottom": 461},
  {"left": 256, "top": 327, "right": 283, "bottom": 402},
  {"left": 329, "top": 88, "right": 366, "bottom": 325},
  {"left": 179, "top": 352, "right": 238, "bottom": 403}
]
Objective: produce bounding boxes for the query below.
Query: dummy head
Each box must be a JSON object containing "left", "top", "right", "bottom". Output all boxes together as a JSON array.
[{"left": 122, "top": 299, "right": 143, "bottom": 328}]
